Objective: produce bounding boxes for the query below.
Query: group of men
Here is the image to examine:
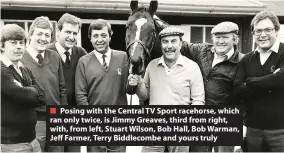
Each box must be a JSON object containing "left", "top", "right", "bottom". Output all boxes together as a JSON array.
[
  {"left": 1, "top": 13, "right": 127, "bottom": 152},
  {"left": 1, "top": 9, "right": 284, "bottom": 153},
  {"left": 128, "top": 10, "right": 284, "bottom": 153}
]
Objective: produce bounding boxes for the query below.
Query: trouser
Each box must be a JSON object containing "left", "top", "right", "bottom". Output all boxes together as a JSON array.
[
  {"left": 190, "top": 145, "right": 234, "bottom": 152},
  {"left": 141, "top": 146, "right": 189, "bottom": 153},
  {"left": 64, "top": 146, "right": 81, "bottom": 152},
  {"left": 36, "top": 121, "right": 64, "bottom": 152},
  {"left": 1, "top": 138, "right": 41, "bottom": 152},
  {"left": 246, "top": 127, "right": 284, "bottom": 152},
  {"left": 88, "top": 146, "right": 126, "bottom": 152}
]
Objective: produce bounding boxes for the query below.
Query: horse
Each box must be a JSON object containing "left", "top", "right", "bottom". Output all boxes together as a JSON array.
[
  {"left": 125, "top": 0, "right": 169, "bottom": 105},
  {"left": 125, "top": 0, "right": 168, "bottom": 76}
]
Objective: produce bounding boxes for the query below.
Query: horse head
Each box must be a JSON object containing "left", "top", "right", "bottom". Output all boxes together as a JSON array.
[{"left": 126, "top": 0, "right": 159, "bottom": 75}]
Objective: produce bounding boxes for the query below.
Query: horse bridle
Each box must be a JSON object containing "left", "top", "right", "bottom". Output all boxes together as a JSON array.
[
  {"left": 126, "top": 17, "right": 157, "bottom": 105},
  {"left": 126, "top": 30, "right": 156, "bottom": 75}
]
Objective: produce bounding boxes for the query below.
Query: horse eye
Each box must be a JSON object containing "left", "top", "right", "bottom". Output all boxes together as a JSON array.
[{"left": 148, "top": 30, "right": 154, "bottom": 35}]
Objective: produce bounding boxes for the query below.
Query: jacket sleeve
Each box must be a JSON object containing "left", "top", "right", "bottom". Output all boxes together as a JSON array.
[
  {"left": 233, "top": 56, "right": 252, "bottom": 98},
  {"left": 245, "top": 57, "right": 284, "bottom": 88},
  {"left": 58, "top": 59, "right": 68, "bottom": 105},
  {"left": 75, "top": 59, "right": 89, "bottom": 105},
  {"left": 1, "top": 67, "right": 43, "bottom": 107},
  {"left": 181, "top": 41, "right": 211, "bottom": 62},
  {"left": 233, "top": 57, "right": 251, "bottom": 126},
  {"left": 28, "top": 68, "right": 46, "bottom": 107},
  {"left": 136, "top": 65, "right": 150, "bottom": 101},
  {"left": 190, "top": 63, "right": 205, "bottom": 105}
]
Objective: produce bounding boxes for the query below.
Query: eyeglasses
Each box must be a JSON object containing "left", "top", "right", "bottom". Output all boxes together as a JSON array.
[{"left": 252, "top": 28, "right": 275, "bottom": 36}]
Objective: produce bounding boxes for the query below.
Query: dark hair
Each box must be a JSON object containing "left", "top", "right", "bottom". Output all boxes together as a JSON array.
[
  {"left": 88, "top": 19, "right": 113, "bottom": 39},
  {"left": 1, "top": 24, "right": 26, "bottom": 48},
  {"left": 29, "top": 16, "right": 53, "bottom": 36},
  {"left": 58, "top": 13, "right": 82, "bottom": 31},
  {"left": 251, "top": 10, "right": 280, "bottom": 32}
]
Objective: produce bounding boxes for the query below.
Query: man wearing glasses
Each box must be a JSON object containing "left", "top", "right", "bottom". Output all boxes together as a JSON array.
[{"left": 234, "top": 10, "right": 284, "bottom": 151}]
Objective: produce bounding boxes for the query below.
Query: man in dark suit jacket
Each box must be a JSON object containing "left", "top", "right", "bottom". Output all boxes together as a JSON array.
[
  {"left": 47, "top": 13, "right": 87, "bottom": 152},
  {"left": 1, "top": 24, "right": 45, "bottom": 152}
]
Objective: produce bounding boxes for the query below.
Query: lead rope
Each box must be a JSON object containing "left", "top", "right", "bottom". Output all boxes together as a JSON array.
[
  {"left": 130, "top": 88, "right": 133, "bottom": 106},
  {"left": 129, "top": 63, "right": 133, "bottom": 106}
]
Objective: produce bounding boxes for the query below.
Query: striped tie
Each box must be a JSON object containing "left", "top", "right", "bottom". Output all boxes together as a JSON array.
[
  {"left": 102, "top": 54, "right": 108, "bottom": 69},
  {"left": 64, "top": 51, "right": 71, "bottom": 66},
  {"left": 36, "top": 53, "right": 44, "bottom": 64}
]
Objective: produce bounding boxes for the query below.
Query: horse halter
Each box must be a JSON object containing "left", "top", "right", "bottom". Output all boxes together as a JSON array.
[{"left": 126, "top": 28, "right": 156, "bottom": 75}]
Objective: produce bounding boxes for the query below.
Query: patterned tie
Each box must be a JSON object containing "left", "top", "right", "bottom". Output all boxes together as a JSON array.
[
  {"left": 64, "top": 51, "right": 71, "bottom": 66},
  {"left": 36, "top": 53, "right": 44, "bottom": 64},
  {"left": 102, "top": 54, "right": 108, "bottom": 69}
]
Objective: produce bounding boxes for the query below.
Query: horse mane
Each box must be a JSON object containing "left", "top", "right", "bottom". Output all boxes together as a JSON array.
[{"left": 153, "top": 15, "right": 169, "bottom": 33}]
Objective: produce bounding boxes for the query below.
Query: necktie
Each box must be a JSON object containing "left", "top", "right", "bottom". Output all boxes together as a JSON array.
[
  {"left": 36, "top": 54, "right": 44, "bottom": 64},
  {"left": 102, "top": 54, "right": 108, "bottom": 69},
  {"left": 64, "top": 51, "right": 71, "bottom": 66}
]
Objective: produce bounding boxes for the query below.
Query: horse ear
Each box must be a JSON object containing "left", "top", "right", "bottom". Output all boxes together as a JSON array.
[
  {"left": 130, "top": 0, "right": 138, "bottom": 11},
  {"left": 149, "top": 0, "right": 158, "bottom": 16}
]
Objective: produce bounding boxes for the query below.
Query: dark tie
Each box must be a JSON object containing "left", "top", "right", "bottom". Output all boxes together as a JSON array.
[
  {"left": 102, "top": 54, "right": 108, "bottom": 69},
  {"left": 36, "top": 54, "right": 43, "bottom": 64},
  {"left": 64, "top": 51, "right": 71, "bottom": 66}
]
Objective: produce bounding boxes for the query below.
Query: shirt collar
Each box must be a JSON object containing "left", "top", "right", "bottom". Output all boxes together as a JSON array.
[
  {"left": 158, "top": 53, "right": 184, "bottom": 67},
  {"left": 212, "top": 46, "right": 234, "bottom": 60},
  {"left": 55, "top": 42, "right": 72, "bottom": 56},
  {"left": 27, "top": 46, "right": 45, "bottom": 59},
  {"left": 0, "top": 54, "right": 24, "bottom": 68},
  {"left": 93, "top": 48, "right": 111, "bottom": 59},
  {"left": 255, "top": 39, "right": 280, "bottom": 54}
]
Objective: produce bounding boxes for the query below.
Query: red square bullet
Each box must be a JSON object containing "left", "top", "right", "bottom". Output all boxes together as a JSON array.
[{"left": 50, "top": 108, "right": 56, "bottom": 114}]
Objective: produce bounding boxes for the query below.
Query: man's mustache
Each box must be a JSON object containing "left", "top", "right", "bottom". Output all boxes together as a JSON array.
[{"left": 164, "top": 48, "right": 176, "bottom": 52}]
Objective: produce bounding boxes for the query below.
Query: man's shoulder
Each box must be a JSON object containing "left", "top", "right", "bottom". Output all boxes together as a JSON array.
[
  {"left": 78, "top": 52, "right": 94, "bottom": 62},
  {"left": 1, "top": 62, "right": 8, "bottom": 70},
  {"left": 73, "top": 45, "right": 87, "bottom": 54},
  {"left": 181, "top": 55, "right": 199, "bottom": 67},
  {"left": 146, "top": 58, "right": 161, "bottom": 69},
  {"left": 47, "top": 42, "right": 58, "bottom": 53},
  {"left": 46, "top": 49, "right": 61, "bottom": 59},
  {"left": 112, "top": 50, "right": 127, "bottom": 56},
  {"left": 278, "top": 42, "right": 284, "bottom": 54},
  {"left": 243, "top": 51, "right": 256, "bottom": 59},
  {"left": 149, "top": 58, "right": 160, "bottom": 65},
  {"left": 237, "top": 51, "right": 246, "bottom": 61}
]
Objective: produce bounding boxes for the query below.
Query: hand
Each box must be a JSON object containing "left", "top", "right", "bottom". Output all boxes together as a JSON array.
[
  {"left": 191, "top": 101, "right": 204, "bottom": 105},
  {"left": 273, "top": 68, "right": 280, "bottom": 74},
  {"left": 14, "top": 79, "right": 23, "bottom": 87},
  {"left": 234, "top": 146, "right": 243, "bottom": 153},
  {"left": 128, "top": 74, "right": 141, "bottom": 86}
]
